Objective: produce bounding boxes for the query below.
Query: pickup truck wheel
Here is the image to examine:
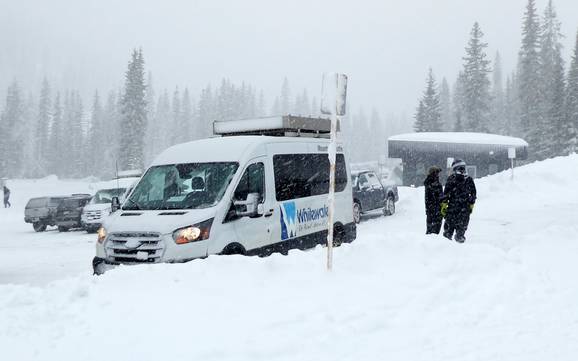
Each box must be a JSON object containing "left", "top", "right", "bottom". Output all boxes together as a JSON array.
[
  {"left": 58, "top": 226, "right": 69, "bottom": 232},
  {"left": 33, "top": 222, "right": 47, "bottom": 232},
  {"left": 353, "top": 202, "right": 362, "bottom": 224},
  {"left": 383, "top": 195, "right": 396, "bottom": 216}
]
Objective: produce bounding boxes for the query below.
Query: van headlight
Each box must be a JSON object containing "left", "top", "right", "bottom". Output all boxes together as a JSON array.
[
  {"left": 97, "top": 227, "right": 107, "bottom": 243},
  {"left": 173, "top": 218, "right": 214, "bottom": 245}
]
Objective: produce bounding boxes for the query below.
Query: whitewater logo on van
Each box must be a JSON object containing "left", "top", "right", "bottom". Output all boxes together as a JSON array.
[{"left": 280, "top": 201, "right": 329, "bottom": 240}]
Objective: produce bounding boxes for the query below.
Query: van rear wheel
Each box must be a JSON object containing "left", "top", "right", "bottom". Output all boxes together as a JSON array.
[
  {"left": 33, "top": 222, "right": 47, "bottom": 232},
  {"left": 58, "top": 226, "right": 69, "bottom": 232}
]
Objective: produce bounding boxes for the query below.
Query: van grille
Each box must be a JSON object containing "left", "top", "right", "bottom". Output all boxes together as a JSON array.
[
  {"left": 105, "top": 232, "right": 164, "bottom": 264},
  {"left": 84, "top": 210, "right": 103, "bottom": 221}
]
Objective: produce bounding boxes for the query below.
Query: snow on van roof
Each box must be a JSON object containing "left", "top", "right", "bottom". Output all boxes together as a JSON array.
[
  {"left": 388, "top": 132, "right": 528, "bottom": 147},
  {"left": 151, "top": 136, "right": 336, "bottom": 166}
]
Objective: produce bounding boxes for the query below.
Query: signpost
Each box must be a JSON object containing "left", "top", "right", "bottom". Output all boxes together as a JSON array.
[
  {"left": 321, "top": 73, "right": 348, "bottom": 271},
  {"left": 508, "top": 147, "right": 516, "bottom": 180}
]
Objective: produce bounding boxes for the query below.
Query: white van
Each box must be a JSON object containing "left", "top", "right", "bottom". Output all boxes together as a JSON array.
[
  {"left": 81, "top": 176, "right": 140, "bottom": 233},
  {"left": 92, "top": 116, "right": 356, "bottom": 274}
]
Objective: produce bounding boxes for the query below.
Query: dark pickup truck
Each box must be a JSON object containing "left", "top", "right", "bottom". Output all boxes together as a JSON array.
[
  {"left": 55, "top": 194, "right": 92, "bottom": 232},
  {"left": 351, "top": 170, "right": 399, "bottom": 224},
  {"left": 24, "top": 196, "right": 67, "bottom": 232}
]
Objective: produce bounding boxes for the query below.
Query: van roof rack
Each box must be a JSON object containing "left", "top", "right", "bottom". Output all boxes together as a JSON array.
[{"left": 213, "top": 115, "right": 340, "bottom": 138}]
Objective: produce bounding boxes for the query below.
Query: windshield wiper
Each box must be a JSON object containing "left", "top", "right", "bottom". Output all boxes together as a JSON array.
[{"left": 123, "top": 198, "right": 141, "bottom": 210}]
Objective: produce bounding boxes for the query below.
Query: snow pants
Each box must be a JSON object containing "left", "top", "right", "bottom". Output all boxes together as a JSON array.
[
  {"left": 426, "top": 213, "right": 442, "bottom": 234},
  {"left": 443, "top": 212, "right": 470, "bottom": 242}
]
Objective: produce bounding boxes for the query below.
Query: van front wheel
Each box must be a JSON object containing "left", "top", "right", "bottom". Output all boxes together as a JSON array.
[{"left": 221, "top": 243, "right": 246, "bottom": 256}]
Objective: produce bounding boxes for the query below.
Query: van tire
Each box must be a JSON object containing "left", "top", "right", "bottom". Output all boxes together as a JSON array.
[
  {"left": 58, "top": 226, "right": 69, "bottom": 232},
  {"left": 333, "top": 223, "right": 346, "bottom": 246},
  {"left": 33, "top": 222, "right": 47, "bottom": 232},
  {"left": 222, "top": 243, "right": 246, "bottom": 256}
]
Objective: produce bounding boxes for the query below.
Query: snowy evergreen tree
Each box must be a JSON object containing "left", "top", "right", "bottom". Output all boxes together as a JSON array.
[
  {"left": 119, "top": 49, "right": 147, "bottom": 171},
  {"left": 36, "top": 78, "right": 51, "bottom": 173},
  {"left": 88, "top": 91, "right": 105, "bottom": 176},
  {"left": 171, "top": 87, "right": 181, "bottom": 145},
  {"left": 0, "top": 82, "right": 24, "bottom": 177},
  {"left": 439, "top": 78, "right": 452, "bottom": 131},
  {"left": 198, "top": 85, "right": 214, "bottom": 138},
  {"left": 414, "top": 68, "right": 442, "bottom": 132},
  {"left": 490, "top": 52, "right": 506, "bottom": 134},
  {"left": 452, "top": 71, "right": 467, "bottom": 132},
  {"left": 280, "top": 78, "right": 291, "bottom": 114},
  {"left": 180, "top": 88, "right": 193, "bottom": 142},
  {"left": 462, "top": 22, "right": 492, "bottom": 133},
  {"left": 48, "top": 92, "right": 63, "bottom": 176},
  {"left": 565, "top": 30, "right": 578, "bottom": 154},
  {"left": 538, "top": 0, "right": 566, "bottom": 158},
  {"left": 518, "top": 0, "right": 542, "bottom": 158}
]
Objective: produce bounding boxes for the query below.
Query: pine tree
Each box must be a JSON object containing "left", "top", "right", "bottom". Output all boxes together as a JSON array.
[
  {"left": 414, "top": 68, "right": 442, "bottom": 132},
  {"left": 180, "top": 88, "right": 193, "bottom": 142},
  {"left": 462, "top": 22, "right": 492, "bottom": 132},
  {"left": 453, "top": 71, "right": 467, "bottom": 132},
  {"left": 119, "top": 49, "right": 147, "bottom": 171},
  {"left": 48, "top": 92, "right": 63, "bottom": 176},
  {"left": 439, "top": 78, "right": 452, "bottom": 131},
  {"left": 414, "top": 100, "right": 426, "bottom": 132},
  {"left": 565, "top": 30, "right": 578, "bottom": 154},
  {"left": 518, "top": 0, "right": 542, "bottom": 158},
  {"left": 490, "top": 52, "right": 506, "bottom": 134},
  {"left": 198, "top": 85, "right": 213, "bottom": 138},
  {"left": 170, "top": 87, "right": 181, "bottom": 145},
  {"left": 280, "top": 78, "right": 291, "bottom": 114},
  {"left": 0, "top": 82, "right": 24, "bottom": 176},
  {"left": 539, "top": 0, "right": 566, "bottom": 158},
  {"left": 88, "top": 91, "right": 105, "bottom": 177},
  {"left": 36, "top": 78, "right": 51, "bottom": 174}
]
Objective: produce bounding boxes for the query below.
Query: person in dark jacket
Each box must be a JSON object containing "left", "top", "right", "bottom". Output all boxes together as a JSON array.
[
  {"left": 441, "top": 159, "right": 476, "bottom": 243},
  {"left": 424, "top": 166, "right": 443, "bottom": 234},
  {"left": 3, "top": 185, "right": 10, "bottom": 208}
]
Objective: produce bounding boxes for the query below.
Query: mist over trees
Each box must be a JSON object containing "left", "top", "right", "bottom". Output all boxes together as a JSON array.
[
  {"left": 413, "top": 0, "right": 578, "bottom": 162},
  {"left": 0, "top": 47, "right": 406, "bottom": 179}
]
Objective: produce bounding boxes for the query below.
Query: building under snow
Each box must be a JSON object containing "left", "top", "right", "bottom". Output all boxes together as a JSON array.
[{"left": 387, "top": 132, "right": 529, "bottom": 186}]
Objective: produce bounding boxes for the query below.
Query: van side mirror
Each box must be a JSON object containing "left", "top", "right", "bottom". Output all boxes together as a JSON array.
[
  {"left": 233, "top": 192, "right": 261, "bottom": 217},
  {"left": 111, "top": 196, "right": 121, "bottom": 213}
]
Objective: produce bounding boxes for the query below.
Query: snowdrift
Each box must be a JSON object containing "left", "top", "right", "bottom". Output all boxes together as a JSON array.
[{"left": 1, "top": 155, "right": 578, "bottom": 361}]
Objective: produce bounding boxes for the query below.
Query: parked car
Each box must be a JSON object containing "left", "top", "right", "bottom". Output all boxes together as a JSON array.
[
  {"left": 351, "top": 170, "right": 399, "bottom": 223},
  {"left": 81, "top": 178, "right": 139, "bottom": 233},
  {"left": 24, "top": 196, "right": 67, "bottom": 232},
  {"left": 55, "top": 194, "right": 92, "bottom": 232}
]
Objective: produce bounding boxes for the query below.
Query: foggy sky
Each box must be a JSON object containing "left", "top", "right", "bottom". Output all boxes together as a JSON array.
[{"left": 1, "top": 0, "right": 577, "bottom": 115}]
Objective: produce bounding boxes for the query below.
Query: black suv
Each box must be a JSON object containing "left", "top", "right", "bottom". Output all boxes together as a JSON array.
[
  {"left": 54, "top": 194, "right": 92, "bottom": 232},
  {"left": 351, "top": 170, "right": 399, "bottom": 224},
  {"left": 24, "top": 196, "right": 67, "bottom": 232}
]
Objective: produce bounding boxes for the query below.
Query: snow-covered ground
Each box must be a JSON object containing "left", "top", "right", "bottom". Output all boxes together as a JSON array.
[{"left": 1, "top": 156, "right": 578, "bottom": 360}]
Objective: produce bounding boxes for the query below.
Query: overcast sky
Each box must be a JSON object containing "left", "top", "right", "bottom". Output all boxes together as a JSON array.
[{"left": 1, "top": 0, "right": 577, "bottom": 115}]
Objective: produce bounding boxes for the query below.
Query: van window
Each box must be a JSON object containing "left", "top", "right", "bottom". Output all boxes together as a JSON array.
[
  {"left": 26, "top": 198, "right": 47, "bottom": 208},
  {"left": 273, "top": 153, "right": 347, "bottom": 201},
  {"left": 234, "top": 163, "right": 265, "bottom": 202},
  {"left": 124, "top": 162, "right": 239, "bottom": 210}
]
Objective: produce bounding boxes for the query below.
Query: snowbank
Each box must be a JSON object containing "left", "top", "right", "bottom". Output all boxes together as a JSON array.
[{"left": 1, "top": 155, "right": 578, "bottom": 360}]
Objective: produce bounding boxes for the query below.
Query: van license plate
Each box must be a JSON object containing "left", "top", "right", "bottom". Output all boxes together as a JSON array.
[{"left": 136, "top": 251, "right": 148, "bottom": 261}]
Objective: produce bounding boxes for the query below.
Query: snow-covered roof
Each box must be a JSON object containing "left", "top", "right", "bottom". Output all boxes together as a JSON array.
[{"left": 388, "top": 132, "right": 528, "bottom": 147}]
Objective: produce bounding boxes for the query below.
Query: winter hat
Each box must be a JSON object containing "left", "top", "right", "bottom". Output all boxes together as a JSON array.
[
  {"left": 428, "top": 166, "right": 441, "bottom": 176},
  {"left": 451, "top": 159, "right": 466, "bottom": 170}
]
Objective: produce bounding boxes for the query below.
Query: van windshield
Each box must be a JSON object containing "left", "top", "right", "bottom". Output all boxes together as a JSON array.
[
  {"left": 90, "top": 188, "right": 126, "bottom": 205},
  {"left": 123, "top": 162, "right": 239, "bottom": 210}
]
